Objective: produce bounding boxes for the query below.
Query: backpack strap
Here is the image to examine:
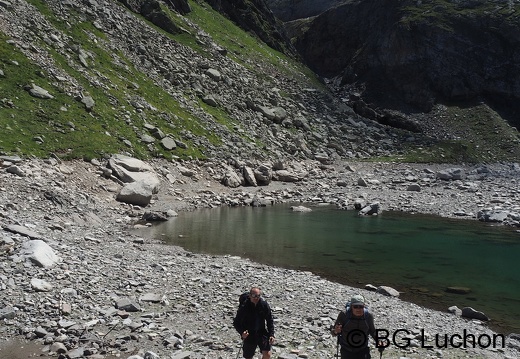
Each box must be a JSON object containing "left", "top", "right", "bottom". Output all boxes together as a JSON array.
[{"left": 343, "top": 307, "right": 369, "bottom": 327}]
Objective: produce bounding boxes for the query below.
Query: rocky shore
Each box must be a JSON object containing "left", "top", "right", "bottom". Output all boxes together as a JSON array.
[{"left": 1, "top": 156, "right": 520, "bottom": 359}]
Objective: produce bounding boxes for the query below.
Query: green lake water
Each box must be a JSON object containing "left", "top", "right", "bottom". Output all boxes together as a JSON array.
[{"left": 142, "top": 203, "right": 520, "bottom": 334}]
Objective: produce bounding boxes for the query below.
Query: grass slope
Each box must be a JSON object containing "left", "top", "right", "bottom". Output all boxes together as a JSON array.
[{"left": 0, "top": 0, "right": 519, "bottom": 163}]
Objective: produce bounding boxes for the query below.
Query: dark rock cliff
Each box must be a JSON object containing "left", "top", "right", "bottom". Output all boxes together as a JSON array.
[
  {"left": 205, "top": 0, "right": 298, "bottom": 57},
  {"left": 117, "top": 0, "right": 190, "bottom": 35},
  {"left": 293, "top": 0, "right": 520, "bottom": 127},
  {"left": 119, "top": 0, "right": 191, "bottom": 14},
  {"left": 265, "top": 0, "right": 345, "bottom": 22}
]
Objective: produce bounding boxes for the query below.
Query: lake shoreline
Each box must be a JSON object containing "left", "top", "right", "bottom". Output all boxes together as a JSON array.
[
  {"left": 149, "top": 204, "right": 519, "bottom": 335},
  {"left": 1, "top": 157, "right": 519, "bottom": 359}
]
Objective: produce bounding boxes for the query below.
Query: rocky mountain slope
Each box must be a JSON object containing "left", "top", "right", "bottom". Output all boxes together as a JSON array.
[
  {"left": 292, "top": 0, "right": 520, "bottom": 134},
  {"left": 1, "top": 0, "right": 519, "bottom": 166},
  {"left": 0, "top": 0, "right": 426, "bottom": 164}
]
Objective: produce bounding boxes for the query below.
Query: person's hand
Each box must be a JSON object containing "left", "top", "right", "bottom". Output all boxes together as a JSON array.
[
  {"left": 334, "top": 324, "right": 342, "bottom": 335},
  {"left": 241, "top": 330, "right": 249, "bottom": 339},
  {"left": 377, "top": 340, "right": 385, "bottom": 352},
  {"left": 269, "top": 336, "right": 275, "bottom": 345}
]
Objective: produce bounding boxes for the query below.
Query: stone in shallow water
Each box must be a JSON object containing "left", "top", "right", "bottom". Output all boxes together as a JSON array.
[
  {"left": 462, "top": 307, "right": 489, "bottom": 321},
  {"left": 445, "top": 286, "right": 471, "bottom": 294}
]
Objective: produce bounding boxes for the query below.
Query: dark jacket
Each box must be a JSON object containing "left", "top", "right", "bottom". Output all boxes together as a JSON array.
[
  {"left": 233, "top": 298, "right": 275, "bottom": 338},
  {"left": 334, "top": 309, "right": 376, "bottom": 352}
]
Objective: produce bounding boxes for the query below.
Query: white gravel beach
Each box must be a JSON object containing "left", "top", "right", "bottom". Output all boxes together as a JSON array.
[{"left": 1, "top": 157, "right": 519, "bottom": 359}]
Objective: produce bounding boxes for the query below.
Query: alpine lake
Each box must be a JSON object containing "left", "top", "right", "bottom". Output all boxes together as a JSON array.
[{"left": 139, "top": 203, "right": 520, "bottom": 335}]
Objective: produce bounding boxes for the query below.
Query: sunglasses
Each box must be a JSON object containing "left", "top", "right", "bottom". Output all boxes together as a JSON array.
[
  {"left": 352, "top": 305, "right": 364, "bottom": 309},
  {"left": 250, "top": 294, "right": 261, "bottom": 298}
]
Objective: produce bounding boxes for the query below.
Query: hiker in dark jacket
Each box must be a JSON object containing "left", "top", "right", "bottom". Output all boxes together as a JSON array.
[
  {"left": 332, "top": 294, "right": 383, "bottom": 359},
  {"left": 233, "top": 287, "right": 275, "bottom": 359}
]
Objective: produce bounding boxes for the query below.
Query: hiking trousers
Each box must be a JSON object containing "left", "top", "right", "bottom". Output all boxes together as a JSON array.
[{"left": 340, "top": 347, "right": 371, "bottom": 359}]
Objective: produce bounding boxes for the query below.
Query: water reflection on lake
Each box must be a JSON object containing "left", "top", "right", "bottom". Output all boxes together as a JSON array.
[{"left": 140, "top": 203, "right": 520, "bottom": 334}]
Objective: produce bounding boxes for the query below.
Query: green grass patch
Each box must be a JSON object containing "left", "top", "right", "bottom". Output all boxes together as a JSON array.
[
  {"left": 0, "top": 34, "right": 117, "bottom": 159},
  {"left": 0, "top": 1, "right": 226, "bottom": 160},
  {"left": 400, "top": 140, "right": 480, "bottom": 163},
  {"left": 1, "top": 0, "right": 329, "bottom": 161},
  {"left": 372, "top": 101, "right": 520, "bottom": 163}
]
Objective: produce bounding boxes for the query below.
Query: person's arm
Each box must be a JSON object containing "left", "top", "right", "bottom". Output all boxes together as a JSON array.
[
  {"left": 367, "top": 313, "right": 385, "bottom": 352},
  {"left": 367, "top": 313, "right": 377, "bottom": 340},
  {"left": 264, "top": 301, "right": 275, "bottom": 338},
  {"left": 332, "top": 311, "right": 347, "bottom": 335},
  {"left": 233, "top": 306, "right": 246, "bottom": 335}
]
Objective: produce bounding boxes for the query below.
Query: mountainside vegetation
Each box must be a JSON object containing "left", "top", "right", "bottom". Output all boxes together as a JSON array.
[
  {"left": 0, "top": 0, "right": 314, "bottom": 161},
  {"left": 0, "top": 0, "right": 519, "bottom": 164}
]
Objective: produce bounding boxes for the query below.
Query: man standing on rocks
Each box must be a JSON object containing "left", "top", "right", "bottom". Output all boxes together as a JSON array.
[
  {"left": 332, "top": 294, "right": 384, "bottom": 359},
  {"left": 233, "top": 287, "right": 275, "bottom": 359}
]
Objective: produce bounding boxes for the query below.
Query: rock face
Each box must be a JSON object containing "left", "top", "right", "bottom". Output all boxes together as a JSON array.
[
  {"left": 293, "top": 0, "right": 520, "bottom": 125},
  {"left": 265, "top": 0, "right": 344, "bottom": 21},
  {"left": 205, "top": 0, "right": 297, "bottom": 57},
  {"left": 117, "top": 0, "right": 189, "bottom": 35},
  {"left": 120, "top": 0, "right": 297, "bottom": 58},
  {"left": 118, "top": 0, "right": 191, "bottom": 16}
]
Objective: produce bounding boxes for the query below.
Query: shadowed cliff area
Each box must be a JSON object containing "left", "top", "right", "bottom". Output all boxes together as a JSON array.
[{"left": 292, "top": 0, "right": 520, "bottom": 130}]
